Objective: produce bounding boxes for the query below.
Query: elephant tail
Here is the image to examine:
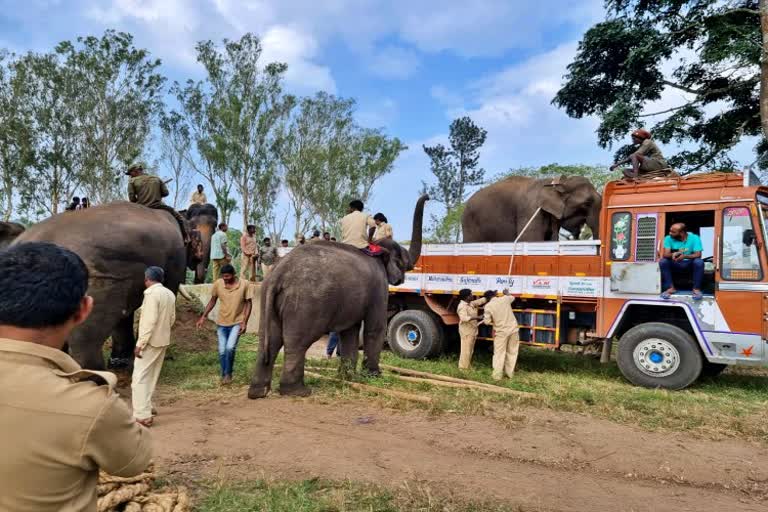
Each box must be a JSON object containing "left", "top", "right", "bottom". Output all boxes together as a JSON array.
[{"left": 260, "top": 281, "right": 277, "bottom": 365}]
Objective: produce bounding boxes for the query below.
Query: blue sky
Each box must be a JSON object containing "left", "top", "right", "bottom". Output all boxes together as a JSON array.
[{"left": 0, "top": 0, "right": 757, "bottom": 236}]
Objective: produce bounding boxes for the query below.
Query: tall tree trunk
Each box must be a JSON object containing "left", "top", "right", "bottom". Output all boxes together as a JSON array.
[{"left": 761, "top": 0, "right": 768, "bottom": 142}]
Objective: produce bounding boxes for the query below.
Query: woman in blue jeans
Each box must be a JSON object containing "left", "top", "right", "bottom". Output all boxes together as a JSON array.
[{"left": 197, "top": 264, "right": 254, "bottom": 384}]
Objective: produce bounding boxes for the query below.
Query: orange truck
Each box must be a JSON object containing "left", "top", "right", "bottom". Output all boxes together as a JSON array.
[{"left": 387, "top": 172, "right": 768, "bottom": 389}]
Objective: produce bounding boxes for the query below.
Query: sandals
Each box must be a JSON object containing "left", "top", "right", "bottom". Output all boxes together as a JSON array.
[
  {"left": 660, "top": 291, "right": 673, "bottom": 300},
  {"left": 692, "top": 290, "right": 703, "bottom": 301},
  {"left": 135, "top": 417, "right": 153, "bottom": 428}
]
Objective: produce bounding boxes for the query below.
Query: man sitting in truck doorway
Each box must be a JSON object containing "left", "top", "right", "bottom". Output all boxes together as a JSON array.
[{"left": 660, "top": 223, "right": 704, "bottom": 300}]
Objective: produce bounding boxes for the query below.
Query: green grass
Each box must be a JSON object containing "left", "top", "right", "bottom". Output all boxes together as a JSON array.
[
  {"left": 158, "top": 337, "right": 768, "bottom": 442},
  {"left": 196, "top": 478, "right": 523, "bottom": 512}
]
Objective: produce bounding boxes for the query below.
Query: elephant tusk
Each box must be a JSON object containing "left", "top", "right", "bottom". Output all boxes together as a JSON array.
[{"left": 178, "top": 284, "right": 194, "bottom": 301}]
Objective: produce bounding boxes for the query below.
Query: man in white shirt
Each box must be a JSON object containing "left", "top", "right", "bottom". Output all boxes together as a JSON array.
[
  {"left": 341, "top": 199, "right": 376, "bottom": 249},
  {"left": 131, "top": 266, "right": 177, "bottom": 427}
]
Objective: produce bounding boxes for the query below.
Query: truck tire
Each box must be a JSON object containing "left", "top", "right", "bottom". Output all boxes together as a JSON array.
[
  {"left": 617, "top": 322, "right": 703, "bottom": 390},
  {"left": 387, "top": 309, "right": 444, "bottom": 359}
]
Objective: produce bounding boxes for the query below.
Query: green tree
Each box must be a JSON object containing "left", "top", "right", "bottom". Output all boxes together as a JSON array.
[
  {"left": 554, "top": 1, "right": 762, "bottom": 173},
  {"left": 277, "top": 92, "right": 350, "bottom": 237},
  {"left": 499, "top": 163, "right": 619, "bottom": 191},
  {"left": 18, "top": 51, "right": 84, "bottom": 216},
  {"left": 0, "top": 51, "right": 35, "bottom": 221},
  {"left": 425, "top": 203, "right": 464, "bottom": 244},
  {"left": 60, "top": 31, "right": 165, "bottom": 204},
  {"left": 171, "top": 79, "right": 237, "bottom": 224},
  {"left": 158, "top": 111, "right": 193, "bottom": 209},
  {"left": 194, "top": 33, "right": 295, "bottom": 230},
  {"left": 422, "top": 116, "right": 487, "bottom": 242}
]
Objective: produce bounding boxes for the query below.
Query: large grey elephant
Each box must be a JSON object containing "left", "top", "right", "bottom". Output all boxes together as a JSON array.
[
  {"left": 182, "top": 203, "right": 218, "bottom": 283},
  {"left": 248, "top": 194, "right": 429, "bottom": 399},
  {"left": 462, "top": 175, "right": 601, "bottom": 242},
  {"left": 5, "top": 203, "right": 202, "bottom": 370}
]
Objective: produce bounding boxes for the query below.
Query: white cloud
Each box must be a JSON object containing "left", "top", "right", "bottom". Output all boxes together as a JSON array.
[
  {"left": 430, "top": 85, "right": 463, "bottom": 108},
  {"left": 260, "top": 25, "right": 336, "bottom": 93},
  {"left": 357, "top": 97, "right": 399, "bottom": 128},
  {"left": 368, "top": 45, "right": 419, "bottom": 79}
]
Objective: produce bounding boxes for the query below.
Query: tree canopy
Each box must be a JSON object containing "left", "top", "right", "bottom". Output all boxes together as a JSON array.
[{"left": 554, "top": 1, "right": 762, "bottom": 173}]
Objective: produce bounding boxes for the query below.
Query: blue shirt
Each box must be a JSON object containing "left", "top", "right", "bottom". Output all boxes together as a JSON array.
[
  {"left": 663, "top": 233, "right": 703, "bottom": 255},
  {"left": 210, "top": 231, "right": 228, "bottom": 260}
]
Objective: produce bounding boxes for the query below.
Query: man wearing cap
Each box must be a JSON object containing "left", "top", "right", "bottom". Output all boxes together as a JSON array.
[
  {"left": 610, "top": 129, "right": 669, "bottom": 180},
  {"left": 131, "top": 266, "right": 176, "bottom": 427},
  {"left": 125, "top": 162, "right": 190, "bottom": 243}
]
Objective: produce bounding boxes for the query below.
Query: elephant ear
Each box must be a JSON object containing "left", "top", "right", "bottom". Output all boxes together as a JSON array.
[{"left": 538, "top": 176, "right": 567, "bottom": 220}]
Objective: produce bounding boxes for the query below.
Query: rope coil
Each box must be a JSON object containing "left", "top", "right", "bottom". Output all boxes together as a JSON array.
[{"left": 97, "top": 465, "right": 190, "bottom": 512}]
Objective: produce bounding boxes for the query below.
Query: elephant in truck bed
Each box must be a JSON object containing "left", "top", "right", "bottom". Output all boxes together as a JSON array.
[{"left": 462, "top": 175, "right": 601, "bottom": 242}]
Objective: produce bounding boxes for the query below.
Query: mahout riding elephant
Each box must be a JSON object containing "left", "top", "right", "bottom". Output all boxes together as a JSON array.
[
  {"left": 248, "top": 194, "right": 429, "bottom": 399},
  {"left": 182, "top": 203, "right": 218, "bottom": 283},
  {"left": 462, "top": 175, "right": 602, "bottom": 242},
  {"left": 0, "top": 222, "right": 25, "bottom": 250},
  {"left": 6, "top": 202, "right": 203, "bottom": 370}
]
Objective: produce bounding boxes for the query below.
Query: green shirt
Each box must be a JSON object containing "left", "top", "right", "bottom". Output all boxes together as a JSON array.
[
  {"left": 210, "top": 231, "right": 228, "bottom": 260},
  {"left": 663, "top": 233, "right": 703, "bottom": 255},
  {"left": 128, "top": 174, "right": 168, "bottom": 208}
]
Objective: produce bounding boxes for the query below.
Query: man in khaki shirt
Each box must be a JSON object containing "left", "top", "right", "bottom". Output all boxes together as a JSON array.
[
  {"left": 341, "top": 199, "right": 376, "bottom": 249},
  {"left": 131, "top": 266, "right": 177, "bottom": 427},
  {"left": 483, "top": 288, "right": 520, "bottom": 380},
  {"left": 190, "top": 183, "right": 207, "bottom": 206},
  {"left": 240, "top": 224, "right": 258, "bottom": 282},
  {"left": 456, "top": 288, "right": 490, "bottom": 370},
  {"left": 197, "top": 264, "right": 254, "bottom": 384},
  {"left": 0, "top": 242, "right": 151, "bottom": 512},
  {"left": 126, "top": 161, "right": 189, "bottom": 243}
]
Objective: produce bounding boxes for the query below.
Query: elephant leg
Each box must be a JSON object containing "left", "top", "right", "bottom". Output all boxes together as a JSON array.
[
  {"left": 278, "top": 336, "right": 313, "bottom": 397},
  {"left": 109, "top": 315, "right": 136, "bottom": 370},
  {"left": 195, "top": 262, "right": 206, "bottom": 284},
  {"left": 67, "top": 320, "right": 116, "bottom": 371},
  {"left": 248, "top": 328, "right": 283, "bottom": 399},
  {"left": 337, "top": 324, "right": 361, "bottom": 380},
  {"left": 361, "top": 313, "right": 387, "bottom": 377}
]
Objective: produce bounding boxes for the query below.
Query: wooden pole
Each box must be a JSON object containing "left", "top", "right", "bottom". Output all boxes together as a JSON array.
[
  {"left": 304, "top": 371, "right": 433, "bottom": 404},
  {"left": 381, "top": 364, "right": 542, "bottom": 399}
]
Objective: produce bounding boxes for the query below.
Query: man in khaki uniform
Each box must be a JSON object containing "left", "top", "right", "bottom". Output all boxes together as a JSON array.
[
  {"left": 456, "top": 288, "right": 490, "bottom": 370},
  {"left": 132, "top": 266, "right": 176, "bottom": 427},
  {"left": 0, "top": 242, "right": 152, "bottom": 512},
  {"left": 190, "top": 183, "right": 207, "bottom": 206},
  {"left": 259, "top": 237, "right": 278, "bottom": 279},
  {"left": 341, "top": 199, "right": 376, "bottom": 249},
  {"left": 126, "top": 161, "right": 189, "bottom": 243},
  {"left": 240, "top": 224, "right": 258, "bottom": 281},
  {"left": 197, "top": 264, "right": 254, "bottom": 384},
  {"left": 483, "top": 288, "right": 520, "bottom": 380}
]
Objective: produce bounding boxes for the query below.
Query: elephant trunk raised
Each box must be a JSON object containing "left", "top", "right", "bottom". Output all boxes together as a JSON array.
[
  {"left": 407, "top": 194, "right": 429, "bottom": 270},
  {"left": 585, "top": 195, "right": 602, "bottom": 239}
]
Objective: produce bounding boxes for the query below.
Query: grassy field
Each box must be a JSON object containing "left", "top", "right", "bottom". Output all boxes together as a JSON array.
[
  {"left": 196, "top": 479, "right": 521, "bottom": 512},
  {"left": 159, "top": 334, "right": 768, "bottom": 444}
]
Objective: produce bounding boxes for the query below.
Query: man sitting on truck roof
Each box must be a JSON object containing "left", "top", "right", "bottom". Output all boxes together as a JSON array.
[
  {"left": 660, "top": 223, "right": 704, "bottom": 300},
  {"left": 610, "top": 129, "right": 670, "bottom": 181}
]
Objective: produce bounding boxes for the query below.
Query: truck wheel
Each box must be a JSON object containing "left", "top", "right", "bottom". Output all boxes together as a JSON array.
[
  {"left": 617, "top": 322, "right": 703, "bottom": 390},
  {"left": 387, "top": 310, "right": 443, "bottom": 359}
]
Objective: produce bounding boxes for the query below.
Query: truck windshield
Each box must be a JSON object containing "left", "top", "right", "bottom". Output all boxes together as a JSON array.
[{"left": 758, "top": 193, "right": 768, "bottom": 258}]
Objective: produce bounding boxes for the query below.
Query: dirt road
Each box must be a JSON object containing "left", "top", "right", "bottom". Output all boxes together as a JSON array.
[{"left": 149, "top": 392, "right": 768, "bottom": 512}]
